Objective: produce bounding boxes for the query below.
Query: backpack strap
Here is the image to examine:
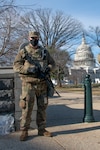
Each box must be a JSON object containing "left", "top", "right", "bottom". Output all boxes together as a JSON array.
[
  {"left": 19, "top": 42, "right": 29, "bottom": 51},
  {"left": 41, "top": 49, "right": 47, "bottom": 60}
]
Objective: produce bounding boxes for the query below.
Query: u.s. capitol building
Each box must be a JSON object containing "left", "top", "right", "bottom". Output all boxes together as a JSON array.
[{"left": 68, "top": 35, "right": 100, "bottom": 84}]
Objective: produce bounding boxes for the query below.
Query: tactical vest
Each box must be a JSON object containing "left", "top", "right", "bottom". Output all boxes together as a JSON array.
[
  {"left": 23, "top": 45, "right": 47, "bottom": 69},
  {"left": 20, "top": 45, "right": 48, "bottom": 83}
]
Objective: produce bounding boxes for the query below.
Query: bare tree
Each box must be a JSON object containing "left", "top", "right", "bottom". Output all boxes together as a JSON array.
[
  {"left": 0, "top": 0, "right": 22, "bottom": 65},
  {"left": 16, "top": 8, "right": 83, "bottom": 86},
  {"left": 18, "top": 8, "right": 83, "bottom": 50},
  {"left": 0, "top": 0, "right": 14, "bottom": 14},
  {"left": 0, "top": 7, "right": 84, "bottom": 72},
  {"left": 84, "top": 26, "right": 100, "bottom": 64},
  {"left": 51, "top": 49, "right": 69, "bottom": 86},
  {"left": 86, "top": 26, "right": 100, "bottom": 48},
  {"left": 0, "top": 7, "right": 21, "bottom": 65}
]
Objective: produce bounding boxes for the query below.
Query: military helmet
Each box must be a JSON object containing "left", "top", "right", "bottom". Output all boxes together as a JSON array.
[{"left": 29, "top": 31, "right": 40, "bottom": 38}]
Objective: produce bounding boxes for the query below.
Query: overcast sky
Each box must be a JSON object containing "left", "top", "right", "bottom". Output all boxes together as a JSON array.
[{"left": 15, "top": 0, "right": 100, "bottom": 28}]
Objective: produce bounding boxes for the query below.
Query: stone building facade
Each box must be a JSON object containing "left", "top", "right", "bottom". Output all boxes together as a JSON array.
[
  {"left": 69, "top": 35, "right": 100, "bottom": 84},
  {"left": 74, "top": 35, "right": 95, "bottom": 69}
]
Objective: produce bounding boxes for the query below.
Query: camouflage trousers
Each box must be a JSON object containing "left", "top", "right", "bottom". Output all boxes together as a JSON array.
[{"left": 19, "top": 80, "right": 48, "bottom": 131}]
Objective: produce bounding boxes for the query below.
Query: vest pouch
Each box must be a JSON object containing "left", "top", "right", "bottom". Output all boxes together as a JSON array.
[{"left": 47, "top": 84, "right": 54, "bottom": 97}]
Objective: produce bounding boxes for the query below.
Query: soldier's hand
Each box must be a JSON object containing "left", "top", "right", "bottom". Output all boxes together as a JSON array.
[
  {"left": 44, "top": 66, "right": 50, "bottom": 74},
  {"left": 27, "top": 66, "right": 39, "bottom": 74},
  {"left": 19, "top": 100, "right": 26, "bottom": 109}
]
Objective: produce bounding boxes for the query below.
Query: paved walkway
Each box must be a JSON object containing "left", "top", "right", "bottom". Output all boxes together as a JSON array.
[{"left": 0, "top": 92, "right": 100, "bottom": 150}]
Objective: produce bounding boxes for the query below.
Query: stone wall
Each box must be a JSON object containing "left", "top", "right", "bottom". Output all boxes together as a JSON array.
[
  {"left": 0, "top": 66, "right": 37, "bottom": 131},
  {"left": 0, "top": 78, "right": 14, "bottom": 113},
  {"left": 0, "top": 66, "right": 14, "bottom": 114}
]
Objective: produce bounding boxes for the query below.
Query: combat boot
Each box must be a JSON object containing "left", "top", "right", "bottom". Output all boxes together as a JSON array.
[
  {"left": 38, "top": 129, "right": 52, "bottom": 137},
  {"left": 20, "top": 130, "right": 28, "bottom": 141}
]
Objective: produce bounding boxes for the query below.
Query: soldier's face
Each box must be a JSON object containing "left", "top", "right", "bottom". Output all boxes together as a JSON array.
[{"left": 29, "top": 37, "right": 39, "bottom": 47}]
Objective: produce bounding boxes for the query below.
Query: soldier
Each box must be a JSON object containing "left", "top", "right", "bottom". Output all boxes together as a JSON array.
[
  {"left": 13, "top": 31, "right": 55, "bottom": 141},
  {"left": 97, "top": 53, "right": 100, "bottom": 63}
]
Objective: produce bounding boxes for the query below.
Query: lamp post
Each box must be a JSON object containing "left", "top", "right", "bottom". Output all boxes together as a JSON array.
[{"left": 83, "top": 74, "right": 95, "bottom": 122}]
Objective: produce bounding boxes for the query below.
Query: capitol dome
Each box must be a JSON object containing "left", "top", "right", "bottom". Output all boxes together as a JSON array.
[{"left": 74, "top": 36, "right": 95, "bottom": 69}]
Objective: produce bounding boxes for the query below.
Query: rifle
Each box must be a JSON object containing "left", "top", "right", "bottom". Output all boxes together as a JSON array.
[
  {"left": 38, "top": 69, "right": 61, "bottom": 97},
  {"left": 23, "top": 48, "right": 61, "bottom": 97}
]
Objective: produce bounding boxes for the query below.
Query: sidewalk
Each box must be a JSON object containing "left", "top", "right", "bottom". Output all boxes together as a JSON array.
[{"left": 0, "top": 92, "right": 100, "bottom": 150}]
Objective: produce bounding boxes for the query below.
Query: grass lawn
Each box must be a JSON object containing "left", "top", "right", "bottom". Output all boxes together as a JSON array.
[{"left": 55, "top": 86, "right": 100, "bottom": 96}]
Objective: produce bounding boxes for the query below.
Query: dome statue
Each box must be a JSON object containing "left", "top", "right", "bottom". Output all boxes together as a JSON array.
[{"left": 74, "top": 35, "right": 95, "bottom": 69}]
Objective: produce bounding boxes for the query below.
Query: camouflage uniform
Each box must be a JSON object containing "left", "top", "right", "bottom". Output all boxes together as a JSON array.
[
  {"left": 97, "top": 53, "right": 100, "bottom": 63},
  {"left": 13, "top": 37, "right": 55, "bottom": 132}
]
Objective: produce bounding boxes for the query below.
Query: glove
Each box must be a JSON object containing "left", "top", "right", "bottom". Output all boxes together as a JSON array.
[
  {"left": 27, "top": 66, "right": 39, "bottom": 74},
  {"left": 19, "top": 100, "right": 26, "bottom": 109},
  {"left": 44, "top": 66, "right": 50, "bottom": 74}
]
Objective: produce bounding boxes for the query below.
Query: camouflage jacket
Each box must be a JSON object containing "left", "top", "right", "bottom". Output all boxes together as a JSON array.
[{"left": 13, "top": 44, "right": 55, "bottom": 82}]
